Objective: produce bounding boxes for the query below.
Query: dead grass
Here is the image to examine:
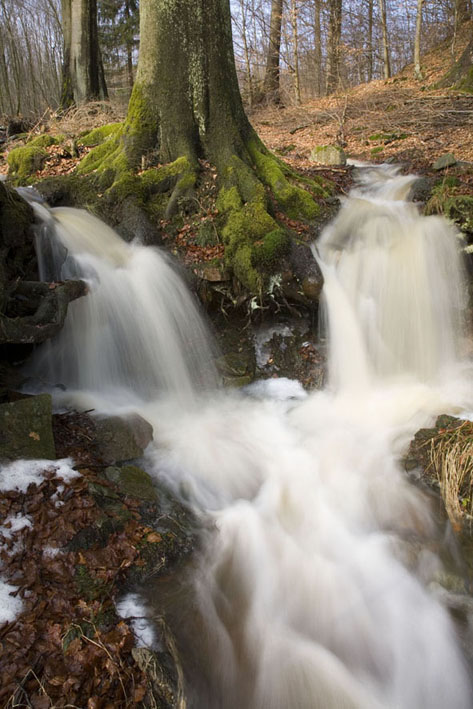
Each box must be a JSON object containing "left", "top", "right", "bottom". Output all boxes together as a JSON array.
[{"left": 428, "top": 421, "right": 473, "bottom": 531}]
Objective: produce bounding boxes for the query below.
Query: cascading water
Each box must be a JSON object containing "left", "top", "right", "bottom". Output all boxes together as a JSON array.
[
  {"left": 29, "top": 203, "right": 218, "bottom": 406},
  {"left": 25, "top": 165, "right": 473, "bottom": 708}
]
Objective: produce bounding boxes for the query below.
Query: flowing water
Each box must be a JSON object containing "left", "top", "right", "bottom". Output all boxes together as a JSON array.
[{"left": 27, "top": 165, "right": 473, "bottom": 707}]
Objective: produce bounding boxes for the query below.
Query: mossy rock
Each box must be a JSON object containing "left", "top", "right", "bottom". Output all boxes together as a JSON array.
[
  {"left": 309, "top": 145, "right": 346, "bottom": 166},
  {"left": 0, "top": 393, "right": 55, "bottom": 460},
  {"left": 7, "top": 144, "right": 48, "bottom": 183},
  {"left": 27, "top": 134, "right": 63, "bottom": 148},
  {"left": 105, "top": 464, "right": 158, "bottom": 502}
]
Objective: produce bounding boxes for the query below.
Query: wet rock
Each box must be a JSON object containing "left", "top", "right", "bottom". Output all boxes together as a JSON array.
[
  {"left": 410, "top": 176, "right": 435, "bottom": 204},
  {"left": 0, "top": 279, "right": 87, "bottom": 344},
  {"left": 310, "top": 145, "right": 347, "bottom": 166},
  {"left": 433, "top": 153, "right": 457, "bottom": 170},
  {"left": 115, "top": 197, "right": 163, "bottom": 246},
  {"left": 105, "top": 464, "right": 158, "bottom": 502},
  {"left": 0, "top": 393, "right": 55, "bottom": 460},
  {"left": 280, "top": 241, "right": 324, "bottom": 310},
  {"left": 94, "top": 413, "right": 154, "bottom": 464}
]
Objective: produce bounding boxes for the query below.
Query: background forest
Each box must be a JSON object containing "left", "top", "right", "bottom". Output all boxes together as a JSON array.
[{"left": 0, "top": 0, "right": 471, "bottom": 118}]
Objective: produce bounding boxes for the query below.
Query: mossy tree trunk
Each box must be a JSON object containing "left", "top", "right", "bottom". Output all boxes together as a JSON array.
[
  {"left": 79, "top": 0, "right": 328, "bottom": 294},
  {"left": 61, "top": 0, "right": 108, "bottom": 108}
]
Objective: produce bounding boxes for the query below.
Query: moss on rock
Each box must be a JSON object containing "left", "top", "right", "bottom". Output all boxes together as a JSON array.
[{"left": 7, "top": 144, "right": 48, "bottom": 183}]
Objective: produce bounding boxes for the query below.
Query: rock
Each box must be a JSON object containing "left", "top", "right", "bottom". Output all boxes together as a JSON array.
[
  {"left": 410, "top": 176, "right": 435, "bottom": 204},
  {"left": 433, "top": 153, "right": 457, "bottom": 170},
  {"left": 0, "top": 393, "right": 56, "bottom": 460},
  {"left": 0, "top": 279, "right": 87, "bottom": 344},
  {"left": 310, "top": 145, "right": 347, "bottom": 166},
  {"left": 106, "top": 464, "right": 158, "bottom": 502},
  {"left": 94, "top": 413, "right": 154, "bottom": 464},
  {"left": 193, "top": 262, "right": 230, "bottom": 282}
]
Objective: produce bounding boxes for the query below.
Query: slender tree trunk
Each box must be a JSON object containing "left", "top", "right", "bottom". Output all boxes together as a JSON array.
[
  {"left": 291, "top": 0, "right": 301, "bottom": 104},
  {"left": 379, "top": 0, "right": 391, "bottom": 79},
  {"left": 313, "top": 0, "right": 322, "bottom": 94},
  {"left": 367, "top": 0, "right": 373, "bottom": 82},
  {"left": 326, "top": 0, "right": 343, "bottom": 94},
  {"left": 240, "top": 0, "right": 254, "bottom": 107},
  {"left": 61, "top": 0, "right": 108, "bottom": 107},
  {"left": 263, "top": 0, "right": 283, "bottom": 103},
  {"left": 414, "top": 0, "right": 424, "bottom": 80},
  {"left": 124, "top": 0, "right": 134, "bottom": 89}
]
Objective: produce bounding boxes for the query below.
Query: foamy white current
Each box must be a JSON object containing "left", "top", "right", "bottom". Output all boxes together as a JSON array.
[{"left": 27, "top": 165, "right": 473, "bottom": 707}]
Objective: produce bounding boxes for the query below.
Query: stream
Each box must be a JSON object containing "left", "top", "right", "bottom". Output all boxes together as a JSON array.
[{"left": 27, "top": 164, "right": 473, "bottom": 707}]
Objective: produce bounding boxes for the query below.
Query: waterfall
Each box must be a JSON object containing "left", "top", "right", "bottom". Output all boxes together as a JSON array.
[
  {"left": 29, "top": 204, "right": 218, "bottom": 406},
  {"left": 25, "top": 167, "right": 473, "bottom": 707}
]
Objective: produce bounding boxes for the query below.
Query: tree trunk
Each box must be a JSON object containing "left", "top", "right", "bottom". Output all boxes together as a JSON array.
[
  {"left": 263, "top": 0, "right": 283, "bottom": 103},
  {"left": 61, "top": 0, "right": 108, "bottom": 107},
  {"left": 291, "top": 0, "right": 301, "bottom": 105},
  {"left": 78, "top": 0, "right": 324, "bottom": 294},
  {"left": 379, "top": 0, "right": 391, "bottom": 79},
  {"left": 313, "top": 0, "right": 323, "bottom": 94},
  {"left": 414, "top": 0, "right": 424, "bottom": 80},
  {"left": 367, "top": 0, "right": 373, "bottom": 82},
  {"left": 325, "top": 0, "right": 343, "bottom": 94},
  {"left": 439, "top": 36, "right": 473, "bottom": 89}
]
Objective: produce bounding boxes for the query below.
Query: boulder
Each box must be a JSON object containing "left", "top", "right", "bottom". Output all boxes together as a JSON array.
[
  {"left": 94, "top": 414, "right": 154, "bottom": 464},
  {"left": 310, "top": 145, "right": 347, "bottom": 166},
  {"left": 433, "top": 153, "right": 457, "bottom": 170},
  {"left": 105, "top": 464, "right": 158, "bottom": 502},
  {"left": 0, "top": 393, "right": 56, "bottom": 460}
]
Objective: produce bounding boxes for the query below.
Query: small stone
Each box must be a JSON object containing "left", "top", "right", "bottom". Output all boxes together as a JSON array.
[
  {"left": 310, "top": 145, "right": 346, "bottom": 166},
  {"left": 117, "top": 465, "right": 158, "bottom": 501},
  {"left": 432, "top": 153, "right": 457, "bottom": 170}
]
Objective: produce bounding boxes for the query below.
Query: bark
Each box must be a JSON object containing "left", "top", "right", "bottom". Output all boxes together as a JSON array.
[
  {"left": 313, "top": 0, "right": 323, "bottom": 94},
  {"left": 414, "top": 0, "right": 424, "bottom": 80},
  {"left": 61, "top": 0, "right": 108, "bottom": 107},
  {"left": 325, "top": 0, "right": 343, "bottom": 94},
  {"left": 291, "top": 0, "right": 301, "bottom": 105},
  {"left": 367, "top": 0, "right": 373, "bottom": 82},
  {"left": 378, "top": 0, "right": 391, "bottom": 79},
  {"left": 263, "top": 0, "right": 283, "bottom": 103},
  {"left": 439, "top": 36, "right": 473, "bottom": 89}
]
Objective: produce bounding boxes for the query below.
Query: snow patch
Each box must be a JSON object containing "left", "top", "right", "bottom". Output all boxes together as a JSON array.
[
  {"left": 0, "top": 458, "right": 79, "bottom": 493},
  {"left": 0, "top": 578, "right": 23, "bottom": 624},
  {"left": 116, "top": 593, "right": 158, "bottom": 649}
]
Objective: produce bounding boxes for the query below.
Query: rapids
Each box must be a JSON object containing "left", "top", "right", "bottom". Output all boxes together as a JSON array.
[{"left": 27, "top": 164, "right": 473, "bottom": 708}]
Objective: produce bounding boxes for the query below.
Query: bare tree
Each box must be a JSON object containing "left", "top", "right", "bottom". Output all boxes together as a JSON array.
[
  {"left": 414, "top": 0, "right": 424, "bottom": 79},
  {"left": 263, "top": 0, "right": 283, "bottom": 103},
  {"left": 378, "top": 0, "right": 391, "bottom": 78},
  {"left": 61, "top": 0, "right": 108, "bottom": 107},
  {"left": 326, "top": 0, "right": 343, "bottom": 93}
]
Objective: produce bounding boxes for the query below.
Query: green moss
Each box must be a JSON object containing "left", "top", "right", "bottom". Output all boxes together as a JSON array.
[
  {"left": 253, "top": 229, "right": 290, "bottom": 269},
  {"left": 247, "top": 142, "right": 320, "bottom": 219},
  {"left": 233, "top": 244, "right": 261, "bottom": 292},
  {"left": 216, "top": 185, "right": 242, "bottom": 212},
  {"left": 7, "top": 144, "right": 48, "bottom": 182},
  {"left": 27, "top": 134, "right": 63, "bottom": 148},
  {"left": 77, "top": 123, "right": 122, "bottom": 147},
  {"left": 107, "top": 173, "right": 145, "bottom": 203},
  {"left": 370, "top": 146, "right": 384, "bottom": 155},
  {"left": 222, "top": 200, "right": 276, "bottom": 257}
]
